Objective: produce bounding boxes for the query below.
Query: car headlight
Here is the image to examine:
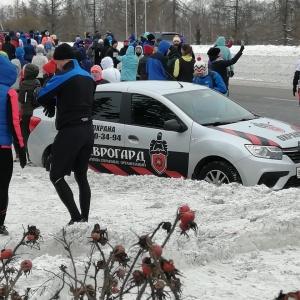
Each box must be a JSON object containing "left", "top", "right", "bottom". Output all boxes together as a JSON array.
[{"left": 245, "top": 145, "right": 282, "bottom": 160}]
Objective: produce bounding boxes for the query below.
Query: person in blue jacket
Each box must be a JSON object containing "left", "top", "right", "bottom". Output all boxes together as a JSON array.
[
  {"left": 146, "top": 40, "right": 170, "bottom": 80},
  {"left": 116, "top": 46, "right": 138, "bottom": 81},
  {"left": 37, "top": 43, "right": 96, "bottom": 225},
  {"left": 193, "top": 57, "right": 227, "bottom": 94}
]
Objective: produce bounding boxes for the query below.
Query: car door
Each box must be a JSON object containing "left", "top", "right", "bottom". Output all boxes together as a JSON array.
[
  {"left": 90, "top": 91, "right": 126, "bottom": 175},
  {"left": 123, "top": 93, "right": 192, "bottom": 178}
]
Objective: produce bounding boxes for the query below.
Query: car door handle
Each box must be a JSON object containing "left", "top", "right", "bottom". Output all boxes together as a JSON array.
[{"left": 128, "top": 135, "right": 139, "bottom": 141}]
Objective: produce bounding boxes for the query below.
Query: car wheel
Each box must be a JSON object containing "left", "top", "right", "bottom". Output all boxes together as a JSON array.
[{"left": 197, "top": 161, "right": 241, "bottom": 186}]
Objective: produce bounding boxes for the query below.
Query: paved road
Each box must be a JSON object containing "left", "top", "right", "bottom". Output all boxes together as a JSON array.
[{"left": 229, "top": 80, "right": 300, "bottom": 126}]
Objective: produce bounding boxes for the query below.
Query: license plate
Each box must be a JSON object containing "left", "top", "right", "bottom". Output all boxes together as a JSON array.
[{"left": 297, "top": 167, "right": 300, "bottom": 178}]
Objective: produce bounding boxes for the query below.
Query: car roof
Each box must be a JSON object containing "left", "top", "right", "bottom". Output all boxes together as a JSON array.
[{"left": 96, "top": 81, "right": 207, "bottom": 95}]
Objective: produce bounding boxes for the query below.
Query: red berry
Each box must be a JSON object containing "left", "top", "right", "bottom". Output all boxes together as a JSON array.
[
  {"left": 162, "top": 260, "right": 175, "bottom": 272},
  {"left": 112, "top": 287, "right": 119, "bottom": 294},
  {"left": 27, "top": 235, "right": 35, "bottom": 241},
  {"left": 20, "top": 260, "right": 32, "bottom": 271},
  {"left": 149, "top": 244, "right": 162, "bottom": 258},
  {"left": 180, "top": 211, "right": 195, "bottom": 225},
  {"left": 178, "top": 205, "right": 190, "bottom": 214},
  {"left": 179, "top": 222, "right": 190, "bottom": 231},
  {"left": 142, "top": 264, "right": 152, "bottom": 275},
  {"left": 1, "top": 249, "right": 13, "bottom": 260}
]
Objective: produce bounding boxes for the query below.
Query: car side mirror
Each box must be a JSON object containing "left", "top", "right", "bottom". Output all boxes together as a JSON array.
[{"left": 164, "top": 119, "right": 187, "bottom": 132}]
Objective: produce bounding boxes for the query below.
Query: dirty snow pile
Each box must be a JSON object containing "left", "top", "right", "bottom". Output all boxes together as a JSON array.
[{"left": 2, "top": 164, "right": 300, "bottom": 299}]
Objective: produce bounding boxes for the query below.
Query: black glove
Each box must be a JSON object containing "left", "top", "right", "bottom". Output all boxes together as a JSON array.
[
  {"left": 240, "top": 45, "right": 244, "bottom": 52},
  {"left": 293, "top": 87, "right": 296, "bottom": 97},
  {"left": 18, "top": 147, "right": 27, "bottom": 169},
  {"left": 43, "top": 106, "right": 55, "bottom": 118},
  {"left": 229, "top": 71, "right": 234, "bottom": 78}
]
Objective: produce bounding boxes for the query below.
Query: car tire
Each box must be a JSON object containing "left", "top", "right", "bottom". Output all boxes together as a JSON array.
[{"left": 197, "top": 161, "right": 241, "bottom": 186}]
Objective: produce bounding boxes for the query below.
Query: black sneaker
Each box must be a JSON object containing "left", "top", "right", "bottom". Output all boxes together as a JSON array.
[{"left": 0, "top": 225, "right": 9, "bottom": 235}]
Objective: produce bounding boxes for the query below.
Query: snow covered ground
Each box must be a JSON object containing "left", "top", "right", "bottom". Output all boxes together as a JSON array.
[{"left": 2, "top": 45, "right": 300, "bottom": 299}]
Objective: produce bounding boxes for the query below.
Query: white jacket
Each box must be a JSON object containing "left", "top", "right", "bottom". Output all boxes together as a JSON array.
[
  {"left": 32, "top": 53, "right": 48, "bottom": 78},
  {"left": 102, "top": 68, "right": 121, "bottom": 83}
]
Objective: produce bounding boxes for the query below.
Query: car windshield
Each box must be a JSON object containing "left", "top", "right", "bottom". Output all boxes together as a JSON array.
[{"left": 164, "top": 89, "right": 257, "bottom": 125}]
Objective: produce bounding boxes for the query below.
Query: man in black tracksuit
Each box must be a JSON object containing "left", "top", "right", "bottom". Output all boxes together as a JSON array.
[{"left": 37, "top": 43, "right": 96, "bottom": 225}]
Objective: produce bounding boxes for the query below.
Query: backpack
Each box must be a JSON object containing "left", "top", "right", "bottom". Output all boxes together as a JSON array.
[{"left": 44, "top": 41, "right": 53, "bottom": 53}]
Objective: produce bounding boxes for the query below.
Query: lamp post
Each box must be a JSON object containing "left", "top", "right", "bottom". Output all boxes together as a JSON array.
[
  {"left": 134, "top": 0, "right": 137, "bottom": 40},
  {"left": 144, "top": 0, "right": 146, "bottom": 33},
  {"left": 126, "top": 0, "right": 128, "bottom": 39}
]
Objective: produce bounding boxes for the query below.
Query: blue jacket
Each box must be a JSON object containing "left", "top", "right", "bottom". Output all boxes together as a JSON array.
[
  {"left": 146, "top": 40, "right": 170, "bottom": 80},
  {"left": 24, "top": 43, "right": 36, "bottom": 62},
  {"left": 116, "top": 46, "right": 138, "bottom": 81},
  {"left": 193, "top": 70, "right": 227, "bottom": 94},
  {"left": 0, "top": 54, "right": 17, "bottom": 146},
  {"left": 215, "top": 36, "right": 233, "bottom": 71}
]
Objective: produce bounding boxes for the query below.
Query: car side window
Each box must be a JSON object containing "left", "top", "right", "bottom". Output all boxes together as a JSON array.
[
  {"left": 131, "top": 94, "right": 177, "bottom": 129},
  {"left": 92, "top": 92, "right": 122, "bottom": 122}
]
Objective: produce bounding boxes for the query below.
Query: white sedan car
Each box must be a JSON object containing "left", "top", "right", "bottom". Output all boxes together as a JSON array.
[{"left": 28, "top": 81, "right": 300, "bottom": 190}]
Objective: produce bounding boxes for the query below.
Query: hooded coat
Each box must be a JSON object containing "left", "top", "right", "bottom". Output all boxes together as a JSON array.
[
  {"left": 32, "top": 45, "right": 48, "bottom": 79},
  {"left": 101, "top": 57, "right": 121, "bottom": 83},
  {"left": 77, "top": 48, "right": 93, "bottom": 73},
  {"left": 18, "top": 64, "right": 40, "bottom": 115},
  {"left": 11, "top": 59, "right": 22, "bottom": 91},
  {"left": 0, "top": 54, "right": 24, "bottom": 148},
  {"left": 146, "top": 40, "right": 170, "bottom": 80},
  {"left": 116, "top": 46, "right": 138, "bottom": 81},
  {"left": 215, "top": 36, "right": 233, "bottom": 72}
]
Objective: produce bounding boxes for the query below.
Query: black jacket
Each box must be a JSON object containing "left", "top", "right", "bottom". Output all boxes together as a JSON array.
[
  {"left": 105, "top": 47, "right": 120, "bottom": 68},
  {"left": 18, "top": 64, "right": 40, "bottom": 115},
  {"left": 2, "top": 42, "right": 16, "bottom": 60},
  {"left": 37, "top": 60, "right": 96, "bottom": 130},
  {"left": 293, "top": 70, "right": 300, "bottom": 91},
  {"left": 209, "top": 50, "right": 243, "bottom": 87}
]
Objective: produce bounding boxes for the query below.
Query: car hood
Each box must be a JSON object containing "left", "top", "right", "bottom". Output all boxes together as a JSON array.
[{"left": 214, "top": 117, "right": 300, "bottom": 148}]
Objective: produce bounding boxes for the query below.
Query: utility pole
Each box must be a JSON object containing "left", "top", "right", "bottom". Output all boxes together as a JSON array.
[
  {"left": 172, "top": 0, "right": 176, "bottom": 31},
  {"left": 234, "top": 0, "right": 238, "bottom": 37},
  {"left": 93, "top": 0, "right": 96, "bottom": 33}
]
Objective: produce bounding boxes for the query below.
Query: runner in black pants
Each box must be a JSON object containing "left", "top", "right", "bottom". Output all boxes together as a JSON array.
[
  {"left": 0, "top": 54, "right": 27, "bottom": 235},
  {"left": 37, "top": 43, "right": 96, "bottom": 225}
]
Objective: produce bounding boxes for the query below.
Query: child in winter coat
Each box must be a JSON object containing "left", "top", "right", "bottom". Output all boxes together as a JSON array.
[
  {"left": 18, "top": 63, "right": 40, "bottom": 163},
  {"left": 116, "top": 46, "right": 138, "bottom": 81},
  {"left": 193, "top": 57, "right": 227, "bottom": 94},
  {"left": 15, "top": 47, "right": 29, "bottom": 68}
]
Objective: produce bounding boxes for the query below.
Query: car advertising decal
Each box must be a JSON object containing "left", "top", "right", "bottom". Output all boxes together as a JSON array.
[
  {"left": 149, "top": 132, "right": 168, "bottom": 174},
  {"left": 212, "top": 128, "right": 279, "bottom": 146},
  {"left": 250, "top": 122, "right": 285, "bottom": 133},
  {"left": 88, "top": 140, "right": 188, "bottom": 178}
]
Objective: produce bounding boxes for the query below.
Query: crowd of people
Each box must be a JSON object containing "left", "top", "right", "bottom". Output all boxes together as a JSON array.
[
  {"left": 0, "top": 28, "right": 246, "bottom": 235},
  {"left": 1, "top": 28, "right": 299, "bottom": 235}
]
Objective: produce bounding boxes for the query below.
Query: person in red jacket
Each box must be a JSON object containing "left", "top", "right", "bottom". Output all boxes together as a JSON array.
[{"left": 0, "top": 53, "right": 26, "bottom": 235}]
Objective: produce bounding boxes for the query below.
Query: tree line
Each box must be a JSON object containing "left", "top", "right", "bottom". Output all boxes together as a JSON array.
[{"left": 1, "top": 0, "right": 299, "bottom": 45}]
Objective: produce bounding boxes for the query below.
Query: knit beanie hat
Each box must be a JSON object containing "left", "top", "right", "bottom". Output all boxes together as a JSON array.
[
  {"left": 194, "top": 57, "right": 208, "bottom": 77},
  {"left": 173, "top": 35, "right": 181, "bottom": 43},
  {"left": 5, "top": 35, "right": 11, "bottom": 42},
  {"left": 53, "top": 43, "right": 74, "bottom": 60},
  {"left": 91, "top": 65, "right": 103, "bottom": 81},
  {"left": 143, "top": 44, "right": 153, "bottom": 55},
  {"left": 15, "top": 47, "right": 25, "bottom": 57},
  {"left": 42, "top": 59, "right": 56, "bottom": 74},
  {"left": 123, "top": 40, "right": 130, "bottom": 46},
  {"left": 207, "top": 47, "right": 221, "bottom": 62},
  {"left": 147, "top": 33, "right": 155, "bottom": 42}
]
